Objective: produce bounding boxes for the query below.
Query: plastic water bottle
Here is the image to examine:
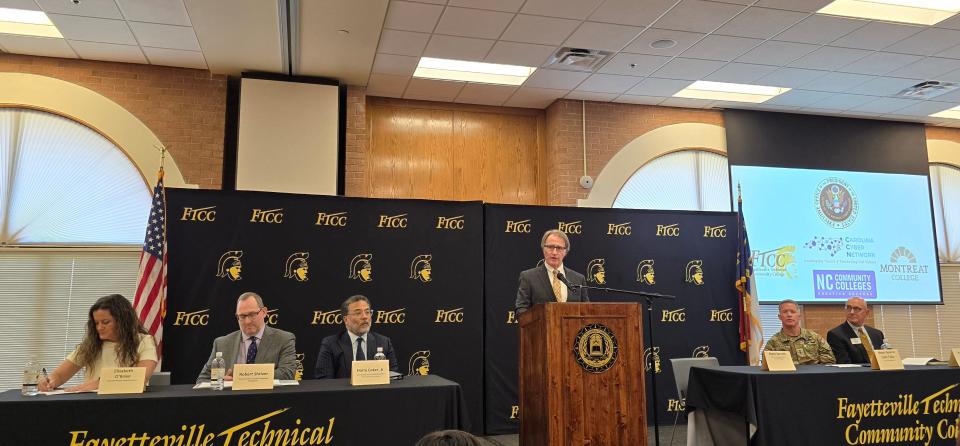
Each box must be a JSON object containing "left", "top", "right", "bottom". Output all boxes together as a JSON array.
[
  {"left": 880, "top": 339, "right": 892, "bottom": 350},
  {"left": 374, "top": 347, "right": 386, "bottom": 361},
  {"left": 210, "top": 352, "right": 225, "bottom": 391},
  {"left": 22, "top": 359, "right": 39, "bottom": 396}
]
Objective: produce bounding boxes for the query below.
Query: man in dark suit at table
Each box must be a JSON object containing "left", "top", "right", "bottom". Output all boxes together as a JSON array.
[
  {"left": 827, "top": 296, "right": 885, "bottom": 364},
  {"left": 514, "top": 229, "right": 589, "bottom": 316},
  {"left": 196, "top": 292, "right": 297, "bottom": 383},
  {"left": 315, "top": 295, "right": 399, "bottom": 378}
]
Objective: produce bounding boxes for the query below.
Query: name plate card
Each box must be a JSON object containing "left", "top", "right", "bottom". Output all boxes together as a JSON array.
[
  {"left": 761, "top": 351, "right": 796, "bottom": 372},
  {"left": 871, "top": 349, "right": 904, "bottom": 370},
  {"left": 949, "top": 348, "right": 960, "bottom": 367},
  {"left": 232, "top": 364, "right": 275, "bottom": 390},
  {"left": 351, "top": 360, "right": 390, "bottom": 386},
  {"left": 98, "top": 367, "right": 146, "bottom": 394}
]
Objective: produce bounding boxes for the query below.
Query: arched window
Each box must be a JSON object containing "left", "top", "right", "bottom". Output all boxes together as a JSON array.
[
  {"left": 613, "top": 149, "right": 731, "bottom": 211},
  {"left": 930, "top": 163, "right": 960, "bottom": 263}
]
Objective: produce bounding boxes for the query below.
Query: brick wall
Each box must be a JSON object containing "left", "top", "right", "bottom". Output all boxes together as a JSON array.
[
  {"left": 344, "top": 86, "right": 369, "bottom": 197},
  {"left": 0, "top": 53, "right": 227, "bottom": 188}
]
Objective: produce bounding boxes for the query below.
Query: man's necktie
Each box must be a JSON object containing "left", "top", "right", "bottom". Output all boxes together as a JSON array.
[
  {"left": 246, "top": 337, "right": 258, "bottom": 364},
  {"left": 858, "top": 328, "right": 876, "bottom": 357},
  {"left": 553, "top": 270, "right": 565, "bottom": 303},
  {"left": 356, "top": 337, "right": 366, "bottom": 361}
]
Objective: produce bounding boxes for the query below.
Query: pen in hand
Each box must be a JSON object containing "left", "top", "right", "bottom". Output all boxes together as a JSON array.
[{"left": 41, "top": 368, "right": 50, "bottom": 390}]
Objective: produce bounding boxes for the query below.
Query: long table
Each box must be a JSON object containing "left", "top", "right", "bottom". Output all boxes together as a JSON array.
[
  {"left": 685, "top": 365, "right": 960, "bottom": 446},
  {"left": 0, "top": 375, "right": 468, "bottom": 445}
]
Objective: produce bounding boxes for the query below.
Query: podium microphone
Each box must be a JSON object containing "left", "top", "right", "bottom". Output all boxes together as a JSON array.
[{"left": 556, "top": 272, "right": 578, "bottom": 289}]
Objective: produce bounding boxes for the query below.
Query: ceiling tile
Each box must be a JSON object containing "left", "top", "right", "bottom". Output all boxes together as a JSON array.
[
  {"left": 651, "top": 57, "right": 724, "bottom": 80},
  {"left": 501, "top": 14, "right": 580, "bottom": 46},
  {"left": 764, "top": 89, "right": 833, "bottom": 107},
  {"left": 703, "top": 62, "right": 778, "bottom": 83},
  {"left": 736, "top": 40, "right": 818, "bottom": 66},
  {"left": 35, "top": 0, "right": 122, "bottom": 19},
  {"left": 142, "top": 47, "right": 206, "bottom": 69},
  {"left": 829, "top": 22, "right": 922, "bottom": 51},
  {"left": 887, "top": 57, "right": 960, "bottom": 80},
  {"left": 614, "top": 95, "right": 665, "bottom": 105},
  {"left": 847, "top": 97, "right": 921, "bottom": 114},
  {"left": 756, "top": 67, "right": 828, "bottom": 88},
  {"left": 935, "top": 43, "right": 960, "bottom": 59},
  {"left": 788, "top": 46, "right": 871, "bottom": 71},
  {"left": 891, "top": 100, "right": 954, "bottom": 116},
  {"left": 455, "top": 83, "right": 518, "bottom": 105},
  {"left": 715, "top": 7, "right": 807, "bottom": 39},
  {"left": 652, "top": 0, "right": 746, "bottom": 34},
  {"left": 845, "top": 77, "right": 922, "bottom": 96},
  {"left": 384, "top": 1, "right": 444, "bottom": 33},
  {"left": 366, "top": 73, "right": 411, "bottom": 98},
  {"left": 756, "top": 1, "right": 833, "bottom": 16},
  {"left": 128, "top": 22, "right": 199, "bottom": 51},
  {"left": 589, "top": 0, "right": 679, "bottom": 27},
  {"left": 626, "top": 77, "right": 692, "bottom": 96},
  {"left": 933, "top": 13, "right": 960, "bottom": 30},
  {"left": 48, "top": 14, "right": 137, "bottom": 45},
  {"left": 0, "top": 35, "right": 76, "bottom": 58},
  {"left": 837, "top": 52, "right": 922, "bottom": 76},
  {"left": 659, "top": 97, "right": 714, "bottom": 108},
  {"left": 774, "top": 14, "right": 867, "bottom": 45},
  {"left": 434, "top": 7, "right": 513, "bottom": 39},
  {"left": 485, "top": 41, "right": 556, "bottom": 66},
  {"left": 0, "top": 0, "right": 43, "bottom": 9},
  {"left": 803, "top": 72, "right": 873, "bottom": 93},
  {"left": 523, "top": 68, "right": 590, "bottom": 89},
  {"left": 565, "top": 91, "right": 618, "bottom": 101},
  {"left": 69, "top": 40, "right": 146, "bottom": 63},
  {"left": 883, "top": 28, "right": 960, "bottom": 56},
  {"left": 504, "top": 87, "right": 567, "bottom": 108},
  {"left": 413, "top": 0, "right": 449, "bottom": 4},
  {"left": 377, "top": 29, "right": 430, "bottom": 57},
  {"left": 372, "top": 53, "right": 420, "bottom": 76},
  {"left": 115, "top": 0, "right": 191, "bottom": 26},
  {"left": 925, "top": 86, "right": 960, "bottom": 102},
  {"left": 423, "top": 34, "right": 494, "bottom": 60},
  {"left": 448, "top": 0, "right": 525, "bottom": 13},
  {"left": 680, "top": 34, "right": 761, "bottom": 61},
  {"left": 564, "top": 22, "right": 644, "bottom": 52},
  {"left": 576, "top": 73, "right": 642, "bottom": 93},
  {"left": 404, "top": 78, "right": 465, "bottom": 101},
  {"left": 520, "top": 0, "right": 605, "bottom": 20},
  {"left": 623, "top": 28, "right": 705, "bottom": 57},
  {"left": 596, "top": 53, "right": 670, "bottom": 76}
]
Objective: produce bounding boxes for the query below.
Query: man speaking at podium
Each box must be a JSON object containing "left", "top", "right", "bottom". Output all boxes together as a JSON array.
[{"left": 515, "top": 229, "right": 589, "bottom": 316}]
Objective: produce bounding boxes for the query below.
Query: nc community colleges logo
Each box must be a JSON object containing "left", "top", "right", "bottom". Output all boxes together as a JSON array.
[
  {"left": 410, "top": 254, "right": 433, "bottom": 283},
  {"left": 587, "top": 259, "right": 606, "bottom": 284},
  {"left": 815, "top": 178, "right": 858, "bottom": 229},
  {"left": 636, "top": 259, "right": 655, "bottom": 285},
  {"left": 573, "top": 323, "right": 618, "bottom": 373},
  {"left": 349, "top": 254, "right": 373, "bottom": 282},
  {"left": 283, "top": 252, "right": 309, "bottom": 282},
  {"left": 216, "top": 250, "right": 243, "bottom": 281}
]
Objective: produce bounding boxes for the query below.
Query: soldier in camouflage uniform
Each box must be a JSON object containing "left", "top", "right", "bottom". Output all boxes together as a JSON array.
[{"left": 763, "top": 299, "right": 835, "bottom": 365}]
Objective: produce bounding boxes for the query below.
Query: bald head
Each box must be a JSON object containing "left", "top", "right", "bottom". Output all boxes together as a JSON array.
[{"left": 844, "top": 297, "right": 869, "bottom": 327}]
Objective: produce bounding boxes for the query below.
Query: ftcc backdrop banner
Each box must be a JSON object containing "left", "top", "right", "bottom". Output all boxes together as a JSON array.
[
  {"left": 164, "top": 188, "right": 483, "bottom": 431},
  {"left": 484, "top": 204, "right": 745, "bottom": 434}
]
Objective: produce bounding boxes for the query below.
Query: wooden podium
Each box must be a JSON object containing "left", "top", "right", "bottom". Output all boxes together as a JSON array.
[{"left": 519, "top": 302, "right": 647, "bottom": 445}]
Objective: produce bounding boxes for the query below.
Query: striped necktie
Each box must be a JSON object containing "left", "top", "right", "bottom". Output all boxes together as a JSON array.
[{"left": 553, "top": 270, "right": 565, "bottom": 303}]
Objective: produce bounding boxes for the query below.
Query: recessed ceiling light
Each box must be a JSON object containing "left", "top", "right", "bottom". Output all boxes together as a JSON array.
[
  {"left": 816, "top": 0, "right": 960, "bottom": 25},
  {"left": 0, "top": 7, "right": 62, "bottom": 38},
  {"left": 413, "top": 57, "right": 536, "bottom": 86},
  {"left": 650, "top": 39, "right": 677, "bottom": 49},
  {"left": 673, "top": 81, "right": 791, "bottom": 103},
  {"left": 930, "top": 105, "right": 960, "bottom": 119}
]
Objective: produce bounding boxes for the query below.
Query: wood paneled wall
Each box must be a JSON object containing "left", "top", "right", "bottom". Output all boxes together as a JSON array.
[{"left": 366, "top": 97, "right": 546, "bottom": 204}]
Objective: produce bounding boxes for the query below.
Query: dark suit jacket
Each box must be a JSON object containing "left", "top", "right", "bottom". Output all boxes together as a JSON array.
[
  {"left": 515, "top": 264, "right": 589, "bottom": 315},
  {"left": 314, "top": 330, "right": 398, "bottom": 379},
  {"left": 826, "top": 323, "right": 884, "bottom": 364},
  {"left": 196, "top": 325, "right": 297, "bottom": 383}
]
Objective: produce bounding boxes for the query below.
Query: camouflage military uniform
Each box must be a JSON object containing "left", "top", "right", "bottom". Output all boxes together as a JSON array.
[{"left": 763, "top": 328, "right": 836, "bottom": 365}]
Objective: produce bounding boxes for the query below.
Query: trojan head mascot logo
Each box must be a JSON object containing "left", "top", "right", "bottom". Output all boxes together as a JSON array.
[
  {"left": 348, "top": 254, "right": 373, "bottom": 282},
  {"left": 637, "top": 259, "right": 655, "bottom": 285},
  {"left": 587, "top": 258, "right": 606, "bottom": 284},
  {"left": 685, "top": 260, "right": 704, "bottom": 286},
  {"left": 216, "top": 250, "right": 243, "bottom": 281},
  {"left": 410, "top": 254, "right": 433, "bottom": 283},
  {"left": 283, "top": 252, "right": 309, "bottom": 282},
  {"left": 294, "top": 353, "right": 305, "bottom": 380},
  {"left": 644, "top": 346, "right": 662, "bottom": 373},
  {"left": 692, "top": 346, "right": 711, "bottom": 358},
  {"left": 408, "top": 350, "right": 431, "bottom": 376}
]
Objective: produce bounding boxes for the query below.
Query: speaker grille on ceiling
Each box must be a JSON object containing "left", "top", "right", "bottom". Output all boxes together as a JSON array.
[{"left": 895, "top": 80, "right": 960, "bottom": 99}]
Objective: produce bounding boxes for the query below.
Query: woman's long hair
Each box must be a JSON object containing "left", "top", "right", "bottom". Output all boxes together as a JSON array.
[{"left": 73, "top": 294, "right": 148, "bottom": 369}]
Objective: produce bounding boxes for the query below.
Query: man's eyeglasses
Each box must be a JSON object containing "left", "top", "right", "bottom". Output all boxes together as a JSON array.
[
  {"left": 236, "top": 308, "right": 264, "bottom": 321},
  {"left": 348, "top": 309, "right": 373, "bottom": 317},
  {"left": 543, "top": 245, "right": 567, "bottom": 252},
  {"left": 845, "top": 306, "right": 865, "bottom": 313}
]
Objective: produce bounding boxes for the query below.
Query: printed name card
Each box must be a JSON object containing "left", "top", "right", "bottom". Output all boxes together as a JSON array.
[
  {"left": 948, "top": 348, "right": 960, "bottom": 367},
  {"left": 761, "top": 351, "right": 796, "bottom": 372},
  {"left": 98, "top": 367, "right": 146, "bottom": 394},
  {"left": 871, "top": 349, "right": 904, "bottom": 370},
  {"left": 232, "top": 364, "right": 275, "bottom": 390},
  {"left": 351, "top": 360, "right": 390, "bottom": 386}
]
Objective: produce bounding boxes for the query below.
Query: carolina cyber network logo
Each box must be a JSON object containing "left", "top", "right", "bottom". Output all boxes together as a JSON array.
[
  {"left": 349, "top": 254, "right": 373, "bottom": 282},
  {"left": 587, "top": 259, "right": 606, "bottom": 284},
  {"left": 815, "top": 178, "right": 858, "bottom": 229},
  {"left": 173, "top": 309, "right": 209, "bottom": 326},
  {"left": 436, "top": 215, "right": 465, "bottom": 230},
  {"left": 180, "top": 205, "right": 216, "bottom": 221},
  {"left": 250, "top": 208, "right": 284, "bottom": 224},
  {"left": 636, "top": 259, "right": 655, "bottom": 285},
  {"left": 685, "top": 260, "right": 704, "bottom": 286},
  {"left": 408, "top": 350, "right": 431, "bottom": 376},
  {"left": 216, "top": 250, "right": 243, "bottom": 281},
  {"left": 315, "top": 211, "right": 348, "bottom": 227},
  {"left": 283, "top": 252, "right": 309, "bottom": 282},
  {"left": 410, "top": 254, "right": 432, "bottom": 283}
]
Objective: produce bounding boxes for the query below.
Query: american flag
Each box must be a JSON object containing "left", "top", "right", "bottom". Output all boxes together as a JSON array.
[
  {"left": 134, "top": 171, "right": 167, "bottom": 356},
  {"left": 736, "top": 186, "right": 762, "bottom": 366}
]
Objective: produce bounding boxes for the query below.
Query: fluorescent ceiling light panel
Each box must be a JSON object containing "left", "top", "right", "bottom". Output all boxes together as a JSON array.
[
  {"left": 816, "top": 0, "right": 960, "bottom": 25},
  {"left": 673, "top": 81, "right": 791, "bottom": 103},
  {"left": 414, "top": 57, "right": 536, "bottom": 86},
  {"left": 930, "top": 105, "right": 960, "bottom": 119},
  {"left": 0, "top": 7, "right": 63, "bottom": 38}
]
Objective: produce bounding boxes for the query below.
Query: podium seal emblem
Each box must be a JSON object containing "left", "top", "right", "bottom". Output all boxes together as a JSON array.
[{"left": 573, "top": 323, "right": 618, "bottom": 373}]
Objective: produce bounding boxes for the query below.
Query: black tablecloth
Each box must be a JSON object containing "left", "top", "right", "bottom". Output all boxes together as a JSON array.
[
  {"left": 0, "top": 375, "right": 468, "bottom": 444},
  {"left": 686, "top": 365, "right": 960, "bottom": 446}
]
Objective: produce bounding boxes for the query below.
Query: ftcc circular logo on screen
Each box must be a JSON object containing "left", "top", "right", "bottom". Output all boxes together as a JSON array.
[{"left": 815, "top": 178, "right": 858, "bottom": 229}]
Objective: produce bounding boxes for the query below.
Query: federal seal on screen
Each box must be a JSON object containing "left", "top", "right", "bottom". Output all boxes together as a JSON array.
[
  {"left": 573, "top": 323, "right": 618, "bottom": 373},
  {"left": 815, "top": 178, "right": 858, "bottom": 229}
]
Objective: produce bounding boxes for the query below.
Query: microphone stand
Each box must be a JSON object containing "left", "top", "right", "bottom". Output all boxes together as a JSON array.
[{"left": 564, "top": 278, "right": 674, "bottom": 446}]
